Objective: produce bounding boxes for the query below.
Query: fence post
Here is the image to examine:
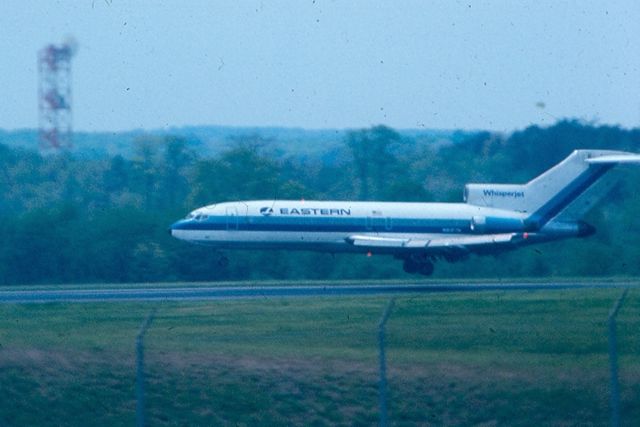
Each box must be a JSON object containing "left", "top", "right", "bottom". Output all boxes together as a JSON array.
[
  {"left": 378, "top": 298, "right": 396, "bottom": 427},
  {"left": 136, "top": 308, "right": 157, "bottom": 427},
  {"left": 608, "top": 289, "right": 628, "bottom": 427}
]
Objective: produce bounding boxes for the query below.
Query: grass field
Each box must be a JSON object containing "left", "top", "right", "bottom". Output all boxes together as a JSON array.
[{"left": 0, "top": 285, "right": 639, "bottom": 426}]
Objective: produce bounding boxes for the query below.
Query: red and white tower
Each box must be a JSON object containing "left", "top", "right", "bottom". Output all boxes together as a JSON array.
[{"left": 38, "top": 40, "right": 76, "bottom": 151}]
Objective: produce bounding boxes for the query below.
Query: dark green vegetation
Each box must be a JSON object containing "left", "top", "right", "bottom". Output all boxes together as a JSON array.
[
  {"left": 1, "top": 120, "right": 640, "bottom": 284},
  {"left": 0, "top": 287, "right": 638, "bottom": 425}
]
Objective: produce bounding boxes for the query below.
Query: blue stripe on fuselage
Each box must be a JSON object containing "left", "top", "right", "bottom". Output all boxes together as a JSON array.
[{"left": 172, "top": 217, "right": 472, "bottom": 234}]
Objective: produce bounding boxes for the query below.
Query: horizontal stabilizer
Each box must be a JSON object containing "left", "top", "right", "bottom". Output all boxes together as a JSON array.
[{"left": 586, "top": 154, "right": 640, "bottom": 164}]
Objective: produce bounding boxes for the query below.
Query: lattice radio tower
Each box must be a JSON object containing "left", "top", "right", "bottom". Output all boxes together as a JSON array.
[{"left": 38, "top": 39, "right": 76, "bottom": 151}]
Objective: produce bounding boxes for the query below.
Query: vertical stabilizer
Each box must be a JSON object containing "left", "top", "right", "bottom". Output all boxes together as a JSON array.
[{"left": 465, "top": 150, "right": 640, "bottom": 226}]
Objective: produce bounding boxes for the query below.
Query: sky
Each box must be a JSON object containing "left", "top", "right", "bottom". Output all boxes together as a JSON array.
[{"left": 1, "top": 0, "right": 639, "bottom": 132}]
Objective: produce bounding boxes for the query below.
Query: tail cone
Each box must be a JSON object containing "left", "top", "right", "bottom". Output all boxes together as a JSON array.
[{"left": 577, "top": 221, "right": 596, "bottom": 237}]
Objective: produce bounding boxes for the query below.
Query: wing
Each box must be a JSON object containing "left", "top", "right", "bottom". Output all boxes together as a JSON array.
[{"left": 346, "top": 233, "right": 529, "bottom": 255}]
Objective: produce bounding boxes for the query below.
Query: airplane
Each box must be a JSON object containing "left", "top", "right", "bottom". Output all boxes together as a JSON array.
[{"left": 170, "top": 149, "right": 640, "bottom": 275}]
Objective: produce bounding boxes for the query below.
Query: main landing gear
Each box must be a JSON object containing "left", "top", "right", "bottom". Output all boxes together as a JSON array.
[
  {"left": 216, "top": 254, "right": 229, "bottom": 268},
  {"left": 402, "top": 254, "right": 434, "bottom": 276}
]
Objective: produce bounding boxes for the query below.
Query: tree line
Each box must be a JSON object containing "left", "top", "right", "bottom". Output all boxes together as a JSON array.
[{"left": 1, "top": 120, "right": 639, "bottom": 285}]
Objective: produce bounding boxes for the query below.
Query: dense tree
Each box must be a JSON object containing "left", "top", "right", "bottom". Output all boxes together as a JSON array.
[
  {"left": 189, "top": 143, "right": 281, "bottom": 205},
  {"left": 347, "top": 125, "right": 401, "bottom": 200},
  {"left": 0, "top": 120, "right": 639, "bottom": 284}
]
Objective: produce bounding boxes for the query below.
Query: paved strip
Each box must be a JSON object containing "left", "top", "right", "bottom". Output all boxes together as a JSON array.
[{"left": 0, "top": 282, "right": 633, "bottom": 303}]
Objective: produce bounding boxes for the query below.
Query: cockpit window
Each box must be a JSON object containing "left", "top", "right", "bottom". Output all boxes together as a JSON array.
[{"left": 186, "top": 211, "right": 210, "bottom": 221}]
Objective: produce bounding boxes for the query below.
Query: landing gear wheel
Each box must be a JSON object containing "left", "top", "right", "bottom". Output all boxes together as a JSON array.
[
  {"left": 403, "top": 258, "right": 419, "bottom": 274},
  {"left": 403, "top": 256, "right": 434, "bottom": 275},
  {"left": 217, "top": 255, "right": 229, "bottom": 268},
  {"left": 418, "top": 261, "right": 434, "bottom": 276}
]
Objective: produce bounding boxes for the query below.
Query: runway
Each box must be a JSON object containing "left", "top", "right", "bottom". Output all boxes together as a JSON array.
[{"left": 0, "top": 282, "right": 634, "bottom": 303}]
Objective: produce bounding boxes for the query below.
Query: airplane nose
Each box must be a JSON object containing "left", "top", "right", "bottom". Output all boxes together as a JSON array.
[
  {"left": 169, "top": 220, "right": 189, "bottom": 238},
  {"left": 168, "top": 221, "right": 181, "bottom": 237}
]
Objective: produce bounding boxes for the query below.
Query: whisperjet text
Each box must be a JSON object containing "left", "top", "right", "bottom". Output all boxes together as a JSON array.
[{"left": 483, "top": 189, "right": 525, "bottom": 198}]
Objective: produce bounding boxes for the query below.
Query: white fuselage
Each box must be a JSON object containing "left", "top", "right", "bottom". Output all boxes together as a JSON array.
[{"left": 170, "top": 200, "right": 531, "bottom": 254}]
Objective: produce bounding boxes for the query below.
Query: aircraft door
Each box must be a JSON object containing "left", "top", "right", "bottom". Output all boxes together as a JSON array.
[
  {"left": 226, "top": 207, "right": 239, "bottom": 230},
  {"left": 366, "top": 216, "right": 387, "bottom": 233},
  {"left": 470, "top": 216, "right": 486, "bottom": 233}
]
